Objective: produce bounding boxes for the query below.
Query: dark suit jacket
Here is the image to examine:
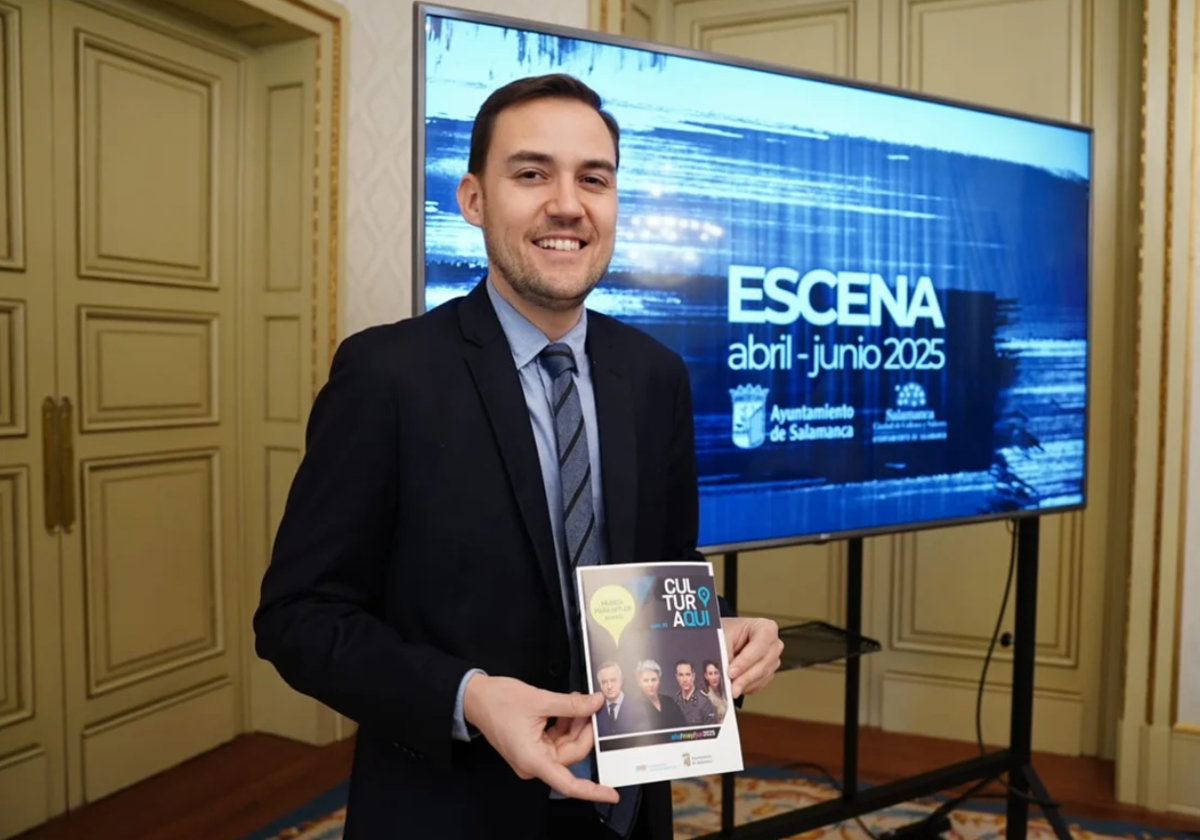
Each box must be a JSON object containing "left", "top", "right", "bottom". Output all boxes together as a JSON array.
[
  {"left": 595, "top": 692, "right": 652, "bottom": 738},
  {"left": 253, "top": 278, "right": 732, "bottom": 839}
]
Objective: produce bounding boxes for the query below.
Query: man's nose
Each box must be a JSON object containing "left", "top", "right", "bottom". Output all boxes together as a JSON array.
[{"left": 546, "top": 180, "right": 584, "bottom": 217}]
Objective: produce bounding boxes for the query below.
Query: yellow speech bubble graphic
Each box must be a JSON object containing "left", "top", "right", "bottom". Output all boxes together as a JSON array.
[{"left": 589, "top": 585, "right": 636, "bottom": 646}]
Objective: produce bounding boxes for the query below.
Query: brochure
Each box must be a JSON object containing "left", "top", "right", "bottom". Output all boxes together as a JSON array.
[{"left": 576, "top": 560, "right": 744, "bottom": 788}]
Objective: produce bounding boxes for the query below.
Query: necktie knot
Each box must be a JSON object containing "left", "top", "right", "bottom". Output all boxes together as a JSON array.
[{"left": 539, "top": 343, "right": 577, "bottom": 379}]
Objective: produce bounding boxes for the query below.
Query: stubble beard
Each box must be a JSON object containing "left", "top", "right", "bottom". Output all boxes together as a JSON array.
[{"left": 481, "top": 207, "right": 610, "bottom": 313}]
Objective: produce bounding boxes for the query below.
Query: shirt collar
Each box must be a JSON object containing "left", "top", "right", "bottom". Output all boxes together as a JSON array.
[{"left": 486, "top": 276, "right": 588, "bottom": 370}]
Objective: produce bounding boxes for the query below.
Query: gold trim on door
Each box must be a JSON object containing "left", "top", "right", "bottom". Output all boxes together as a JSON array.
[
  {"left": 42, "top": 396, "right": 61, "bottom": 533},
  {"left": 58, "top": 397, "right": 74, "bottom": 532}
]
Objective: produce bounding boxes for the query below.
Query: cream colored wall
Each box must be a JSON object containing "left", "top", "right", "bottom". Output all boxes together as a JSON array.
[{"left": 331, "top": 0, "right": 589, "bottom": 337}]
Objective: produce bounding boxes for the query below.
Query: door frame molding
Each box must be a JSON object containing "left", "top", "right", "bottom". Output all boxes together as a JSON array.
[
  {"left": 227, "top": 0, "right": 346, "bottom": 397},
  {"left": 76, "top": 0, "right": 349, "bottom": 745},
  {"left": 223, "top": 0, "right": 349, "bottom": 744}
]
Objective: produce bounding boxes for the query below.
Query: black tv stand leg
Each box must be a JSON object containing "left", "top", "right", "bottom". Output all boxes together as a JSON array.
[
  {"left": 843, "top": 537, "right": 863, "bottom": 803},
  {"left": 1007, "top": 517, "right": 1071, "bottom": 840},
  {"left": 1012, "top": 764, "right": 1073, "bottom": 840}
]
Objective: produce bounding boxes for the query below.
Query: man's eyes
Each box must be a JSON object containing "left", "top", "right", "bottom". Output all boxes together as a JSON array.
[{"left": 513, "top": 170, "right": 610, "bottom": 187}]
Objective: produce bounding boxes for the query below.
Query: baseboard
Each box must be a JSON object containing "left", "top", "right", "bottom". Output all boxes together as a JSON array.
[
  {"left": 1114, "top": 715, "right": 1143, "bottom": 804},
  {"left": 1145, "top": 722, "right": 1173, "bottom": 811},
  {"left": 1170, "top": 726, "right": 1200, "bottom": 813},
  {"left": 741, "top": 663, "right": 849, "bottom": 725},
  {"left": 879, "top": 671, "right": 1082, "bottom": 755}
]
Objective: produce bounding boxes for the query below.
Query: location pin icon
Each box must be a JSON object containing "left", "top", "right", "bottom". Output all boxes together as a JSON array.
[{"left": 698, "top": 586, "right": 711, "bottom": 608}]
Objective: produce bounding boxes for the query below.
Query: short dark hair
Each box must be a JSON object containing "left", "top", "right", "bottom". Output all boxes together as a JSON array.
[{"left": 467, "top": 73, "right": 620, "bottom": 175}]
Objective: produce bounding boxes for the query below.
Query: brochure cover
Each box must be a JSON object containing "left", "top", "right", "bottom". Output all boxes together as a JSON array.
[{"left": 576, "top": 561, "right": 744, "bottom": 788}]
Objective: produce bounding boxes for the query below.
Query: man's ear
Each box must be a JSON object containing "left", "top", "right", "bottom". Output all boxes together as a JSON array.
[{"left": 456, "top": 173, "right": 484, "bottom": 228}]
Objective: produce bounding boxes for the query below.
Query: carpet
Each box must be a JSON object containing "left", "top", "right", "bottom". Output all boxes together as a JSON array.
[{"left": 240, "top": 766, "right": 1194, "bottom": 840}]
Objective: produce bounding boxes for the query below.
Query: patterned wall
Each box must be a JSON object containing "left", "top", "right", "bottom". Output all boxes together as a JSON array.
[{"left": 332, "top": 0, "right": 589, "bottom": 338}]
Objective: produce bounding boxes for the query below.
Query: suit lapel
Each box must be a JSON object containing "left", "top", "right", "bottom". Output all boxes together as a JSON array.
[
  {"left": 459, "top": 282, "right": 564, "bottom": 624},
  {"left": 588, "top": 316, "right": 638, "bottom": 567}
]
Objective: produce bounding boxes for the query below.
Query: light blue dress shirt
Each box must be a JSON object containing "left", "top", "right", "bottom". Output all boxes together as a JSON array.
[{"left": 450, "top": 279, "right": 637, "bottom": 834}]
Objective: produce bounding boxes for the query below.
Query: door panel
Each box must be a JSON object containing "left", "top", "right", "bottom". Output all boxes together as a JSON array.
[
  {"left": 674, "top": 0, "right": 880, "bottom": 80},
  {"left": 50, "top": 0, "right": 244, "bottom": 806},
  {"left": 0, "top": 0, "right": 65, "bottom": 834}
]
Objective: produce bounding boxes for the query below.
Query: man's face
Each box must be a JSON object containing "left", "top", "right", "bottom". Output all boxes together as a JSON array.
[
  {"left": 457, "top": 97, "right": 618, "bottom": 312},
  {"left": 598, "top": 666, "right": 621, "bottom": 700},
  {"left": 676, "top": 664, "right": 694, "bottom": 693}
]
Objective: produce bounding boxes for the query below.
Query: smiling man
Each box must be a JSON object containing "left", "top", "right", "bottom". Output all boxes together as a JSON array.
[
  {"left": 253, "top": 73, "right": 783, "bottom": 840},
  {"left": 455, "top": 81, "right": 619, "bottom": 340}
]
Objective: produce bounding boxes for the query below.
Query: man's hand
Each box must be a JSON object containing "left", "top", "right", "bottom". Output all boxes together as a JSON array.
[
  {"left": 722, "top": 617, "right": 784, "bottom": 698},
  {"left": 462, "top": 674, "right": 619, "bottom": 803}
]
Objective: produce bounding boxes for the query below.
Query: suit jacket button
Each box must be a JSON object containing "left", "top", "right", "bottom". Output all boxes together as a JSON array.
[{"left": 549, "top": 663, "right": 563, "bottom": 677}]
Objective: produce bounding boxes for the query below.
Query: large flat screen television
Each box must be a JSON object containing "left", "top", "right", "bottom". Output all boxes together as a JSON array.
[{"left": 412, "top": 3, "right": 1092, "bottom": 555}]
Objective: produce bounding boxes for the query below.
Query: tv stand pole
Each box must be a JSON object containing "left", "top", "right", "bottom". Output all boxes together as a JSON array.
[
  {"left": 843, "top": 536, "right": 863, "bottom": 805},
  {"left": 706, "top": 515, "right": 1070, "bottom": 840},
  {"left": 1006, "top": 516, "right": 1073, "bottom": 840}
]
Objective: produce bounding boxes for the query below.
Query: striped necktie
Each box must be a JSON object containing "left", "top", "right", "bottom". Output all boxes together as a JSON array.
[
  {"left": 539, "top": 342, "right": 638, "bottom": 836},
  {"left": 539, "top": 343, "right": 601, "bottom": 572}
]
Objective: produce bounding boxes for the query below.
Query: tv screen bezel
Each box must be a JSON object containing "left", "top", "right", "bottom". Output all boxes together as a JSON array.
[{"left": 410, "top": 1, "right": 1095, "bottom": 555}]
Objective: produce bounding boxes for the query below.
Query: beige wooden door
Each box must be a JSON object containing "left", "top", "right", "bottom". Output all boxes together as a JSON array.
[
  {"left": 0, "top": 1, "right": 67, "bottom": 835},
  {"left": 49, "top": 0, "right": 244, "bottom": 807},
  {"left": 635, "top": 0, "right": 1131, "bottom": 758}
]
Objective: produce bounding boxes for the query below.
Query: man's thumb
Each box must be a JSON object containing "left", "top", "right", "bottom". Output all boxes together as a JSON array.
[{"left": 543, "top": 689, "right": 603, "bottom": 719}]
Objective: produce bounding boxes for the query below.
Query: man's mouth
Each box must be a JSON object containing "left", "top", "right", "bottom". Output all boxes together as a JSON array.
[{"left": 533, "top": 237, "right": 585, "bottom": 251}]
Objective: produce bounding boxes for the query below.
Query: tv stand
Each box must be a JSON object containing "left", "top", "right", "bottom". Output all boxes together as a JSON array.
[{"left": 705, "top": 516, "right": 1072, "bottom": 840}]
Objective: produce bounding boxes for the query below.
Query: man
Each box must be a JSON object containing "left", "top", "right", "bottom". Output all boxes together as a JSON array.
[
  {"left": 672, "top": 660, "right": 718, "bottom": 726},
  {"left": 595, "top": 662, "right": 650, "bottom": 737},
  {"left": 253, "top": 73, "right": 783, "bottom": 840}
]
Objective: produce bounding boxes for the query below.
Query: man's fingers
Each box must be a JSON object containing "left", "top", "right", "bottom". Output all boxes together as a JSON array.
[
  {"left": 554, "top": 723, "right": 596, "bottom": 766},
  {"left": 733, "top": 668, "right": 761, "bottom": 697},
  {"left": 733, "top": 644, "right": 785, "bottom": 696},
  {"left": 733, "top": 655, "right": 769, "bottom": 695},
  {"left": 557, "top": 712, "right": 590, "bottom": 747},
  {"left": 545, "top": 716, "right": 572, "bottom": 741},
  {"left": 723, "top": 618, "right": 752, "bottom": 656},
  {"left": 539, "top": 760, "right": 620, "bottom": 803},
  {"left": 549, "top": 713, "right": 592, "bottom": 751},
  {"left": 728, "top": 620, "right": 784, "bottom": 683},
  {"left": 555, "top": 737, "right": 593, "bottom": 769},
  {"left": 729, "top": 640, "right": 768, "bottom": 681},
  {"left": 540, "top": 689, "right": 604, "bottom": 720}
]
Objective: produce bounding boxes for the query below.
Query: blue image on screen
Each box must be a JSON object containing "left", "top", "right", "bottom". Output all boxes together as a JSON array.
[{"left": 415, "top": 9, "right": 1091, "bottom": 553}]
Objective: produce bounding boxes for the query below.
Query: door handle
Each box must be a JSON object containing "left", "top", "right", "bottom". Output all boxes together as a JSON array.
[
  {"left": 42, "top": 397, "right": 61, "bottom": 534},
  {"left": 59, "top": 397, "right": 75, "bottom": 533}
]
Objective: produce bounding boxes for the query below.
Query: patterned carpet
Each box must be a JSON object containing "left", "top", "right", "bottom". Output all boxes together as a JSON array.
[{"left": 240, "top": 766, "right": 1195, "bottom": 840}]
